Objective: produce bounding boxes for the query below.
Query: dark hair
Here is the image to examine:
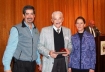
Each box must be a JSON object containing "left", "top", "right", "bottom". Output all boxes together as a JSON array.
[
  {"left": 75, "top": 16, "right": 86, "bottom": 24},
  {"left": 23, "top": 5, "right": 35, "bottom": 15}
]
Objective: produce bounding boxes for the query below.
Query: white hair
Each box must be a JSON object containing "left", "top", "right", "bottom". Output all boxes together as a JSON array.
[{"left": 52, "top": 11, "right": 63, "bottom": 18}]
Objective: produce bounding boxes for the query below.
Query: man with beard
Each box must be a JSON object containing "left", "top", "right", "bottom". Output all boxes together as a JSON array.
[
  {"left": 38, "top": 11, "right": 72, "bottom": 72},
  {"left": 2, "top": 5, "right": 41, "bottom": 72}
]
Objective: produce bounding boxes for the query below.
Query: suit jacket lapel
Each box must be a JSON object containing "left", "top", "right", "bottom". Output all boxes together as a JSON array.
[
  {"left": 50, "top": 26, "right": 55, "bottom": 50},
  {"left": 62, "top": 27, "right": 67, "bottom": 48}
]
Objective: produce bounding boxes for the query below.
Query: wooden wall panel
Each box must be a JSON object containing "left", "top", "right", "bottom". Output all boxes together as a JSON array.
[
  {"left": 94, "top": 0, "right": 102, "bottom": 33},
  {"left": 0, "top": 0, "right": 105, "bottom": 72},
  {"left": 101, "top": 0, "right": 105, "bottom": 34},
  {"left": 81, "top": 0, "right": 88, "bottom": 19},
  {"left": 64, "top": 0, "right": 81, "bottom": 34},
  {"left": 87, "top": 0, "right": 94, "bottom": 21}
]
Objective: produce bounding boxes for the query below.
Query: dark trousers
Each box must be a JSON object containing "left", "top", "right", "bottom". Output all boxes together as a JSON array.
[
  {"left": 71, "top": 68, "right": 89, "bottom": 72},
  {"left": 52, "top": 57, "right": 67, "bottom": 72},
  {"left": 12, "top": 58, "right": 36, "bottom": 72}
]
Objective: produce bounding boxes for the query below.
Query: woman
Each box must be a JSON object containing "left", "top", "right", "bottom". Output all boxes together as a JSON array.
[{"left": 68, "top": 16, "right": 96, "bottom": 72}]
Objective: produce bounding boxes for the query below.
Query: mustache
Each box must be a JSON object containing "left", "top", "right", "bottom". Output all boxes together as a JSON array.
[{"left": 27, "top": 18, "right": 32, "bottom": 19}]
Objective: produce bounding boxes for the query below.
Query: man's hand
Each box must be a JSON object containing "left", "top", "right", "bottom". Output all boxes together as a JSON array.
[
  {"left": 89, "top": 69, "right": 94, "bottom": 72},
  {"left": 49, "top": 50, "right": 58, "bottom": 58},
  {"left": 68, "top": 68, "right": 71, "bottom": 72},
  {"left": 4, "top": 70, "right": 12, "bottom": 72},
  {"left": 38, "top": 64, "right": 42, "bottom": 71},
  {"left": 62, "top": 48, "right": 70, "bottom": 56}
]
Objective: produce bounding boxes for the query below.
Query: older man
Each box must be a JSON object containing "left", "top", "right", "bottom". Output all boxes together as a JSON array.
[
  {"left": 38, "top": 11, "right": 72, "bottom": 72},
  {"left": 85, "top": 20, "right": 100, "bottom": 37}
]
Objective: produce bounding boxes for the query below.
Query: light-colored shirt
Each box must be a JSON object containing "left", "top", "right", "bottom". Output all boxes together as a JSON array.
[
  {"left": 53, "top": 25, "right": 61, "bottom": 33},
  {"left": 89, "top": 27, "right": 96, "bottom": 37},
  {"left": 2, "top": 22, "right": 41, "bottom": 71}
]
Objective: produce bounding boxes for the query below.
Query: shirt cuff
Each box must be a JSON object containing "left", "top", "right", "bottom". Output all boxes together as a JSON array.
[
  {"left": 4, "top": 65, "right": 11, "bottom": 71},
  {"left": 36, "top": 61, "right": 41, "bottom": 65}
]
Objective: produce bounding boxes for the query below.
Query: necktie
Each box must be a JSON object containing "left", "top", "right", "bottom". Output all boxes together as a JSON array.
[{"left": 57, "top": 29, "right": 60, "bottom": 34}]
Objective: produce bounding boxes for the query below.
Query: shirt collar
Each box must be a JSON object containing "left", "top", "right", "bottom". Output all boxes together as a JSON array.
[
  {"left": 24, "top": 21, "right": 34, "bottom": 29},
  {"left": 53, "top": 25, "right": 61, "bottom": 32}
]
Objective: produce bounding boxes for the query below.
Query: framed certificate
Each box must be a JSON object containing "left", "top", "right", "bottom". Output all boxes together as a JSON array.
[{"left": 101, "top": 41, "right": 105, "bottom": 55}]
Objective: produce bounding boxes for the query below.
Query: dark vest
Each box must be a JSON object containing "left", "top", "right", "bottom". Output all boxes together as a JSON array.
[
  {"left": 13, "top": 21, "right": 39, "bottom": 61},
  {"left": 53, "top": 28, "right": 64, "bottom": 58}
]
